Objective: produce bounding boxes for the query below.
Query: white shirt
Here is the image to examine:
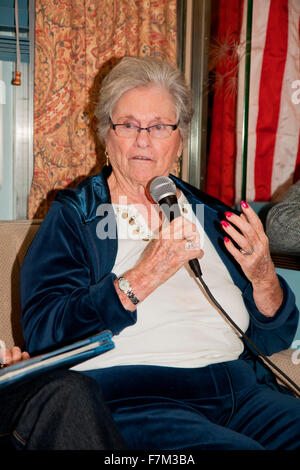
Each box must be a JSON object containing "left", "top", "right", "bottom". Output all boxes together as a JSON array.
[{"left": 73, "top": 193, "right": 249, "bottom": 371}]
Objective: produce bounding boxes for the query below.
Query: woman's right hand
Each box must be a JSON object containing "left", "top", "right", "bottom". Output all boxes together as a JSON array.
[
  {"left": 115, "top": 216, "right": 204, "bottom": 310},
  {"left": 1, "top": 346, "right": 30, "bottom": 367}
]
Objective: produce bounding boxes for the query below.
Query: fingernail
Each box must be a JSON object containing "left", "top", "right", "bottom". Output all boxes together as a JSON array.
[
  {"left": 220, "top": 220, "right": 229, "bottom": 228},
  {"left": 225, "top": 211, "right": 233, "bottom": 218},
  {"left": 224, "top": 237, "right": 230, "bottom": 243},
  {"left": 241, "top": 201, "right": 249, "bottom": 209}
]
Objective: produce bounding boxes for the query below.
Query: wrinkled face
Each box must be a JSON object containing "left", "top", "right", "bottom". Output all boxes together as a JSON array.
[{"left": 105, "top": 85, "right": 183, "bottom": 188}]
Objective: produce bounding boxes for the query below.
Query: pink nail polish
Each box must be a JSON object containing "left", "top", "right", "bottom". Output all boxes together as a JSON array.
[
  {"left": 241, "top": 201, "right": 249, "bottom": 209},
  {"left": 224, "top": 237, "right": 230, "bottom": 243},
  {"left": 225, "top": 211, "right": 233, "bottom": 218},
  {"left": 220, "top": 220, "right": 229, "bottom": 228}
]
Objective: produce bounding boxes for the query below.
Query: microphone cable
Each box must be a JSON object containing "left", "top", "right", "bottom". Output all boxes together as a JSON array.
[
  {"left": 149, "top": 175, "right": 300, "bottom": 396},
  {"left": 194, "top": 270, "right": 300, "bottom": 397}
]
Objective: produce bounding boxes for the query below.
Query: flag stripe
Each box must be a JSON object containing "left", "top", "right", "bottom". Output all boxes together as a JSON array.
[
  {"left": 294, "top": 133, "right": 300, "bottom": 182},
  {"left": 271, "top": 0, "right": 300, "bottom": 194},
  {"left": 292, "top": 8, "right": 300, "bottom": 183},
  {"left": 206, "top": 0, "right": 244, "bottom": 205},
  {"left": 254, "top": 0, "right": 289, "bottom": 201},
  {"left": 244, "top": 0, "right": 271, "bottom": 202}
]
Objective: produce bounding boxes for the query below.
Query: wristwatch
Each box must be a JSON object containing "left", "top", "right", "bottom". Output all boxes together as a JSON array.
[{"left": 117, "top": 276, "right": 139, "bottom": 305}]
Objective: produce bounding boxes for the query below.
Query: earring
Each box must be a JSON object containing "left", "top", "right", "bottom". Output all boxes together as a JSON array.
[
  {"left": 174, "top": 156, "right": 182, "bottom": 176},
  {"left": 105, "top": 150, "right": 109, "bottom": 166}
]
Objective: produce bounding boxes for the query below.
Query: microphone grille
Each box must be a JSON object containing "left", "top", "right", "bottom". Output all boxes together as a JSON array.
[{"left": 149, "top": 176, "right": 177, "bottom": 203}]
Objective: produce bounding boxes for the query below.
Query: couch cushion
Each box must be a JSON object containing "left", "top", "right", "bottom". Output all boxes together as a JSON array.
[
  {"left": 0, "top": 220, "right": 41, "bottom": 349},
  {"left": 268, "top": 349, "right": 300, "bottom": 397}
]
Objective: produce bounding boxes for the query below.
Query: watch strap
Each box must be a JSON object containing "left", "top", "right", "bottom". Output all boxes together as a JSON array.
[{"left": 117, "top": 276, "right": 139, "bottom": 305}]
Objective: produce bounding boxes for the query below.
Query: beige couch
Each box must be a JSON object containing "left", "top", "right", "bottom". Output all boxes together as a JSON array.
[
  {"left": 0, "top": 219, "right": 299, "bottom": 396},
  {"left": 0, "top": 220, "right": 41, "bottom": 349}
]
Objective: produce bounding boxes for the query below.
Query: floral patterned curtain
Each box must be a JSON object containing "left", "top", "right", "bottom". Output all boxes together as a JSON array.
[{"left": 29, "top": 0, "right": 177, "bottom": 219}]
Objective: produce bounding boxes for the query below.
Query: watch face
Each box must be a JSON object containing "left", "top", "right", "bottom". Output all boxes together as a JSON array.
[{"left": 119, "top": 278, "right": 130, "bottom": 291}]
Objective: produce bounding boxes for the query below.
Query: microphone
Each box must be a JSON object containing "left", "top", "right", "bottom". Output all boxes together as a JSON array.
[{"left": 149, "top": 176, "right": 202, "bottom": 279}]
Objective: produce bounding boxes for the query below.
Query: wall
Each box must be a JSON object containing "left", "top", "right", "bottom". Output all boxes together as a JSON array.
[
  {"left": 0, "top": 61, "right": 14, "bottom": 219},
  {"left": 276, "top": 267, "right": 300, "bottom": 342}
]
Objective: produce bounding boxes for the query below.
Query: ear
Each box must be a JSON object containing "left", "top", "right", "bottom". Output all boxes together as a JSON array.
[
  {"left": 176, "top": 136, "right": 183, "bottom": 159},
  {"left": 104, "top": 132, "right": 112, "bottom": 154}
]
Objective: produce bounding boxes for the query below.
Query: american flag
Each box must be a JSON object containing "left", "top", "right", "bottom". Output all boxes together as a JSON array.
[{"left": 206, "top": 0, "right": 300, "bottom": 206}]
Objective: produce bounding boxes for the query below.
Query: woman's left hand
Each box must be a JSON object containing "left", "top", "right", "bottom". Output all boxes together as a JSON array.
[
  {"left": 221, "top": 201, "right": 274, "bottom": 284},
  {"left": 220, "top": 201, "right": 283, "bottom": 317}
]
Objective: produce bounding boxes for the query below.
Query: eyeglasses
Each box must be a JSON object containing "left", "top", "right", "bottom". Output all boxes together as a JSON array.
[{"left": 110, "top": 118, "right": 179, "bottom": 139}]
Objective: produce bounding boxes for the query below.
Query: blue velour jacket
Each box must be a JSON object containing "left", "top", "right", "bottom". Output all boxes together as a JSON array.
[{"left": 20, "top": 165, "right": 298, "bottom": 390}]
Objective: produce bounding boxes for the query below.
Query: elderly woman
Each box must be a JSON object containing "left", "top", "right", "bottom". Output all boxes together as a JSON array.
[{"left": 21, "top": 57, "right": 300, "bottom": 450}]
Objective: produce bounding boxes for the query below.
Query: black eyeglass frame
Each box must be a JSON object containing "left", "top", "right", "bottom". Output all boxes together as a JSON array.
[{"left": 109, "top": 118, "right": 180, "bottom": 136}]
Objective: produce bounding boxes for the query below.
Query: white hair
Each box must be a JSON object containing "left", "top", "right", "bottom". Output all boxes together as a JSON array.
[{"left": 95, "top": 56, "right": 193, "bottom": 142}]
